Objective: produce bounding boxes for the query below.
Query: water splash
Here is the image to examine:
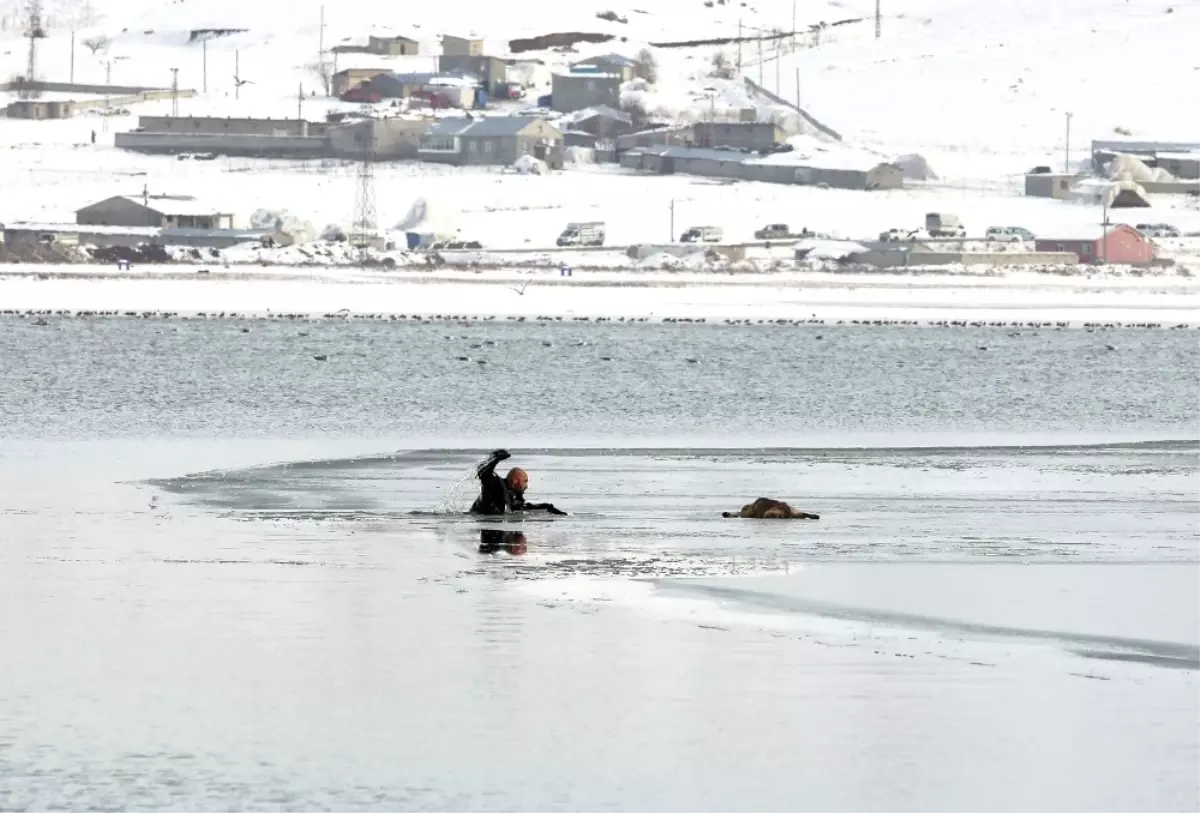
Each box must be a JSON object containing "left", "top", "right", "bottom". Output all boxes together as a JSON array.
[{"left": 435, "top": 465, "right": 479, "bottom": 515}]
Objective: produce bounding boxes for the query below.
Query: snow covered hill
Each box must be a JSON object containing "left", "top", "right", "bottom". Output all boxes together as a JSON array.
[{"left": 0, "top": 0, "right": 1197, "bottom": 252}]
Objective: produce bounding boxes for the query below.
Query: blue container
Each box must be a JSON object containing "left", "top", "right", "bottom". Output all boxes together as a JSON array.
[
  {"left": 536, "top": 93, "right": 552, "bottom": 108},
  {"left": 475, "top": 87, "right": 488, "bottom": 108}
]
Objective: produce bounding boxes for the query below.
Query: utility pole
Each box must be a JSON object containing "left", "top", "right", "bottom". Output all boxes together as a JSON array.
[
  {"left": 736, "top": 18, "right": 742, "bottom": 74},
  {"left": 791, "top": 0, "right": 796, "bottom": 49},
  {"left": 775, "top": 41, "right": 780, "bottom": 93},
  {"left": 669, "top": 199, "right": 675, "bottom": 241},
  {"left": 875, "top": 0, "right": 881, "bottom": 39},
  {"left": 234, "top": 49, "right": 240, "bottom": 100},
  {"left": 202, "top": 38, "right": 207, "bottom": 92},
  {"left": 318, "top": 4, "right": 327, "bottom": 94},
  {"left": 757, "top": 32, "right": 762, "bottom": 83},
  {"left": 795, "top": 67, "right": 800, "bottom": 110},
  {"left": 170, "top": 67, "right": 179, "bottom": 116},
  {"left": 1064, "top": 111, "right": 1073, "bottom": 173},
  {"left": 69, "top": 27, "right": 75, "bottom": 82},
  {"left": 297, "top": 82, "right": 303, "bottom": 120}
]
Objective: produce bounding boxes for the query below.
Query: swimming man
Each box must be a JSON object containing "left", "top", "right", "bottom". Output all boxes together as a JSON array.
[{"left": 470, "top": 449, "right": 567, "bottom": 516}]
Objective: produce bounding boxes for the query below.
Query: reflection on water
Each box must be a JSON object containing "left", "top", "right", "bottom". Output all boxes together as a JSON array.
[{"left": 479, "top": 529, "right": 528, "bottom": 556}]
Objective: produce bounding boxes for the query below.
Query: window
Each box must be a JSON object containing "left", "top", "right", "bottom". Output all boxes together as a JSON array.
[
  {"left": 483, "top": 140, "right": 494, "bottom": 154},
  {"left": 420, "top": 135, "right": 460, "bottom": 152},
  {"left": 1081, "top": 243, "right": 1092, "bottom": 255}
]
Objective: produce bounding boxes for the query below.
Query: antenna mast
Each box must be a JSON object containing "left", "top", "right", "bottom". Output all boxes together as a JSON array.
[{"left": 352, "top": 115, "right": 378, "bottom": 266}]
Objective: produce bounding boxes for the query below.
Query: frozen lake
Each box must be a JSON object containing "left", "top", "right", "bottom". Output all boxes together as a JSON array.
[{"left": 0, "top": 318, "right": 1197, "bottom": 811}]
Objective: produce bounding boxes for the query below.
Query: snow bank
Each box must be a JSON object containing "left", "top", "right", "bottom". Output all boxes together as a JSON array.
[{"left": 1, "top": 266, "right": 1195, "bottom": 327}]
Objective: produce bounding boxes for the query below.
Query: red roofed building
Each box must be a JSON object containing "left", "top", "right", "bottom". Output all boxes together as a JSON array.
[{"left": 1034, "top": 223, "right": 1155, "bottom": 265}]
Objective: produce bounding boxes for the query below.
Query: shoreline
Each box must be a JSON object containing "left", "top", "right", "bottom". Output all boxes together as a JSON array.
[{"left": 1, "top": 263, "right": 1196, "bottom": 327}]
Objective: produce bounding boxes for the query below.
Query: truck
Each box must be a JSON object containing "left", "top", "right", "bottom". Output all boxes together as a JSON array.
[
  {"left": 557, "top": 221, "right": 605, "bottom": 247},
  {"left": 753, "top": 223, "right": 792, "bottom": 240},
  {"left": 925, "top": 212, "right": 966, "bottom": 237}
]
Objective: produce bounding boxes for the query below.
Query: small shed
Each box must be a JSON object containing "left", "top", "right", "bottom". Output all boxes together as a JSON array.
[
  {"left": 1025, "top": 172, "right": 1079, "bottom": 199},
  {"left": 332, "top": 68, "right": 390, "bottom": 97},
  {"left": 364, "top": 72, "right": 438, "bottom": 99},
  {"left": 1034, "top": 224, "right": 1155, "bottom": 265},
  {"left": 442, "top": 34, "right": 483, "bottom": 56},
  {"left": 565, "top": 105, "right": 634, "bottom": 137},
  {"left": 368, "top": 35, "right": 420, "bottom": 56}
]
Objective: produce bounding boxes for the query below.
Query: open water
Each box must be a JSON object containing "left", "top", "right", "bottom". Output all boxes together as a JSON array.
[{"left": 1, "top": 317, "right": 1197, "bottom": 811}]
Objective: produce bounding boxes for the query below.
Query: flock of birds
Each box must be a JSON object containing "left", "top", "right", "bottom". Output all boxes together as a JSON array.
[{"left": 3, "top": 310, "right": 1193, "bottom": 333}]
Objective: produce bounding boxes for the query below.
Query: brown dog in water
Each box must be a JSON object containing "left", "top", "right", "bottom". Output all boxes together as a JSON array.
[{"left": 722, "top": 497, "right": 820, "bottom": 520}]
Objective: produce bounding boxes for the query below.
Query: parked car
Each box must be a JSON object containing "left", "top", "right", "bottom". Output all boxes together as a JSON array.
[
  {"left": 680, "top": 225, "right": 723, "bottom": 243},
  {"left": 430, "top": 240, "right": 483, "bottom": 250},
  {"left": 985, "top": 226, "right": 1035, "bottom": 242},
  {"left": 925, "top": 212, "right": 965, "bottom": 237},
  {"left": 754, "top": 223, "right": 792, "bottom": 240},
  {"left": 1135, "top": 222, "right": 1180, "bottom": 238}
]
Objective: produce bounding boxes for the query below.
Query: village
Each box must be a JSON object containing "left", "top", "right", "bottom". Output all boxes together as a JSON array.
[{"left": 2, "top": 22, "right": 1199, "bottom": 273}]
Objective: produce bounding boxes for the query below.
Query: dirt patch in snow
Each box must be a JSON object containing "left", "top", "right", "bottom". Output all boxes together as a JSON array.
[{"left": 509, "top": 32, "right": 615, "bottom": 53}]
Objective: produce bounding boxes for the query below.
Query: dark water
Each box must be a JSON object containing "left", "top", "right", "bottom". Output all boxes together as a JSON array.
[
  {"left": 1, "top": 318, "right": 1198, "bottom": 812},
  {"left": 0, "top": 317, "right": 1196, "bottom": 440}
]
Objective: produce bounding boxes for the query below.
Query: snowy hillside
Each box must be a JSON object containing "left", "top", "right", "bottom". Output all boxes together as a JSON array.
[
  {"left": 2, "top": 0, "right": 1195, "bottom": 170},
  {"left": 0, "top": 0, "right": 1198, "bottom": 253}
]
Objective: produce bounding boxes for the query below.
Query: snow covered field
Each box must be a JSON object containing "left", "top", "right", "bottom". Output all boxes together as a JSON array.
[{"left": 3, "top": 263, "right": 1197, "bottom": 325}]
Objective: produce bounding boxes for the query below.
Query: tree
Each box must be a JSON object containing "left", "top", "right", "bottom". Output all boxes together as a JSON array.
[
  {"left": 708, "top": 51, "right": 734, "bottom": 80},
  {"left": 82, "top": 35, "right": 111, "bottom": 55},
  {"left": 633, "top": 47, "right": 657, "bottom": 83}
]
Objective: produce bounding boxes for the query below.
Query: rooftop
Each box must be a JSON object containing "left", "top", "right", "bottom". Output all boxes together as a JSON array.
[
  {"left": 420, "top": 114, "right": 557, "bottom": 141},
  {"left": 635, "top": 145, "right": 751, "bottom": 163},
  {"left": 556, "top": 70, "right": 621, "bottom": 80},
  {"left": 1035, "top": 223, "right": 1137, "bottom": 241},
  {"left": 113, "top": 195, "right": 231, "bottom": 216},
  {"left": 564, "top": 104, "right": 632, "bottom": 125},
  {"left": 571, "top": 53, "right": 639, "bottom": 69}
]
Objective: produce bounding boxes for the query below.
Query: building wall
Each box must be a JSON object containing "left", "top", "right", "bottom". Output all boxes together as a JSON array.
[
  {"left": 3, "top": 228, "right": 152, "bottom": 248},
  {"left": 115, "top": 131, "right": 331, "bottom": 158},
  {"left": 551, "top": 74, "right": 620, "bottom": 112},
  {"left": 1100, "top": 228, "right": 1155, "bottom": 264},
  {"left": 866, "top": 164, "right": 904, "bottom": 190},
  {"left": 1032, "top": 234, "right": 1153, "bottom": 264},
  {"left": 332, "top": 69, "right": 389, "bottom": 96},
  {"left": 330, "top": 118, "right": 433, "bottom": 160},
  {"left": 443, "top": 35, "right": 483, "bottom": 56},
  {"left": 573, "top": 61, "right": 635, "bottom": 82},
  {"left": 138, "top": 116, "right": 327, "bottom": 137},
  {"left": 1025, "top": 173, "right": 1077, "bottom": 199},
  {"left": 369, "top": 36, "right": 419, "bottom": 56},
  {"left": 1157, "top": 156, "right": 1200, "bottom": 180},
  {"left": 438, "top": 55, "right": 505, "bottom": 92},
  {"left": 692, "top": 122, "right": 781, "bottom": 150}
]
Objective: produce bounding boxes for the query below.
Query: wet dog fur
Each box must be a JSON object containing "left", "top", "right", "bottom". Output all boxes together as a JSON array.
[{"left": 722, "top": 497, "right": 820, "bottom": 520}]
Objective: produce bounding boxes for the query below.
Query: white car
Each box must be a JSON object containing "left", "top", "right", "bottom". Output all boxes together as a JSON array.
[{"left": 985, "top": 226, "right": 1035, "bottom": 242}]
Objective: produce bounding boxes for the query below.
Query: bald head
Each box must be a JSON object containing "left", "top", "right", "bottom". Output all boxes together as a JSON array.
[{"left": 505, "top": 467, "right": 528, "bottom": 495}]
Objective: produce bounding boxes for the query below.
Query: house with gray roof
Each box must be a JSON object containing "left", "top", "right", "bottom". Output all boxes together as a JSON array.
[{"left": 417, "top": 115, "right": 563, "bottom": 167}]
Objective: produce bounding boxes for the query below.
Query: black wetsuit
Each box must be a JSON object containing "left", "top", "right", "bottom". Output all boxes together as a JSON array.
[{"left": 469, "top": 450, "right": 566, "bottom": 515}]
